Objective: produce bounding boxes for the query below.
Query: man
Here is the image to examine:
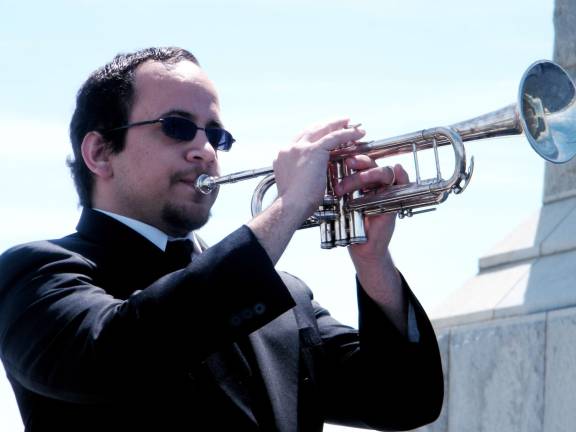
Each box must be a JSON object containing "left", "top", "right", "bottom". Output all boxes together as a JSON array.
[{"left": 0, "top": 47, "right": 443, "bottom": 431}]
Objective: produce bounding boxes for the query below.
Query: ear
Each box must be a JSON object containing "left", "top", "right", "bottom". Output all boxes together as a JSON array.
[{"left": 81, "top": 131, "right": 115, "bottom": 179}]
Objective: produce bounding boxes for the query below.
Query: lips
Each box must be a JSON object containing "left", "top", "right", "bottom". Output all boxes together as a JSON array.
[
  {"left": 172, "top": 170, "right": 207, "bottom": 187},
  {"left": 178, "top": 176, "right": 199, "bottom": 187}
]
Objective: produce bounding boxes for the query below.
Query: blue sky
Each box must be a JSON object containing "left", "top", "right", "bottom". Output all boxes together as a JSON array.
[{"left": 0, "top": 0, "right": 556, "bottom": 430}]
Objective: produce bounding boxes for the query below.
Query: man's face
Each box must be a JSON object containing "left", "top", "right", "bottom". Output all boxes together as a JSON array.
[{"left": 105, "top": 60, "right": 222, "bottom": 236}]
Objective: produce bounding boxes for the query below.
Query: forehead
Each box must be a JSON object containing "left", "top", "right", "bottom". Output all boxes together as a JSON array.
[{"left": 131, "top": 60, "right": 220, "bottom": 119}]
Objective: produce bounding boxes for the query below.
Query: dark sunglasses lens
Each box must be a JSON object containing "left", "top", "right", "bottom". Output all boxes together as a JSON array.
[
  {"left": 161, "top": 117, "right": 198, "bottom": 141},
  {"left": 206, "top": 129, "right": 235, "bottom": 151}
]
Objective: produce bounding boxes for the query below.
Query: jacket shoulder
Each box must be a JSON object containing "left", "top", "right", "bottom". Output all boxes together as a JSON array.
[
  {"left": 1, "top": 234, "right": 89, "bottom": 261},
  {"left": 0, "top": 236, "right": 94, "bottom": 285}
]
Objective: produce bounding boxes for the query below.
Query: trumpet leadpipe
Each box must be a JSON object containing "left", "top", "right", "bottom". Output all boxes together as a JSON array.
[{"left": 195, "top": 167, "right": 274, "bottom": 194}]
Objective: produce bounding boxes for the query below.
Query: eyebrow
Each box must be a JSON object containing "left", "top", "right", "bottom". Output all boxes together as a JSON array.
[{"left": 160, "top": 109, "right": 224, "bottom": 129}]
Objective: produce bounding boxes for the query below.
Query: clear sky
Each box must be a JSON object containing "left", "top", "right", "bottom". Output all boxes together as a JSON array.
[{"left": 0, "top": 0, "right": 555, "bottom": 430}]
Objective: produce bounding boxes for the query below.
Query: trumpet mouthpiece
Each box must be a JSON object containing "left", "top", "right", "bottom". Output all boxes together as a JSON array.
[{"left": 195, "top": 174, "right": 217, "bottom": 194}]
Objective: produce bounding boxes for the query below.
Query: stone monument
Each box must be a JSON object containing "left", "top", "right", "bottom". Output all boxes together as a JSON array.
[{"left": 417, "top": 1, "right": 576, "bottom": 430}]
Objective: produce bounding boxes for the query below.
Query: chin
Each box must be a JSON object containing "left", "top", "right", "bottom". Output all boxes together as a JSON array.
[{"left": 161, "top": 203, "right": 212, "bottom": 235}]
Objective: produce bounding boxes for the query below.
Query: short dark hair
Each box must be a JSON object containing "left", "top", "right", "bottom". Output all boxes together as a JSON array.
[{"left": 68, "top": 47, "right": 199, "bottom": 207}]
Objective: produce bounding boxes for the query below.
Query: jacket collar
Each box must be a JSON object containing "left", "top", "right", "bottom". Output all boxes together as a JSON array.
[{"left": 76, "top": 207, "right": 162, "bottom": 253}]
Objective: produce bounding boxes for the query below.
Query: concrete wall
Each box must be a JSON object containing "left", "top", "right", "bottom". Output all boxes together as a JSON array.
[{"left": 416, "top": 308, "right": 576, "bottom": 432}]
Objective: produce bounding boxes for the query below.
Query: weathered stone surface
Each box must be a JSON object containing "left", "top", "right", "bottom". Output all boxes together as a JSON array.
[
  {"left": 433, "top": 194, "right": 576, "bottom": 328},
  {"left": 432, "top": 262, "right": 531, "bottom": 328},
  {"left": 553, "top": 0, "right": 576, "bottom": 69},
  {"left": 479, "top": 197, "right": 576, "bottom": 270},
  {"left": 496, "top": 249, "right": 576, "bottom": 319},
  {"left": 543, "top": 307, "right": 576, "bottom": 432},
  {"left": 543, "top": 161, "right": 576, "bottom": 204},
  {"left": 448, "top": 315, "right": 546, "bottom": 432},
  {"left": 414, "top": 330, "right": 450, "bottom": 432},
  {"left": 540, "top": 198, "right": 576, "bottom": 255},
  {"left": 543, "top": 0, "right": 576, "bottom": 204}
]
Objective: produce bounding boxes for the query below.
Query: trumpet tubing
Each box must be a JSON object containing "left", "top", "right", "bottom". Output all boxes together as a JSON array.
[{"left": 196, "top": 60, "right": 576, "bottom": 249}]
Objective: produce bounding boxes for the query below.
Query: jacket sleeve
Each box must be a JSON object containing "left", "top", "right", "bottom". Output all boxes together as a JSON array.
[
  {"left": 284, "top": 272, "right": 444, "bottom": 431},
  {"left": 0, "top": 226, "right": 295, "bottom": 403}
]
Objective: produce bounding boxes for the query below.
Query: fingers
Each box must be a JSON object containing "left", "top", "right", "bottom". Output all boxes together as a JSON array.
[
  {"left": 345, "top": 154, "right": 377, "bottom": 171},
  {"left": 297, "top": 118, "right": 349, "bottom": 142},
  {"left": 334, "top": 165, "right": 395, "bottom": 196},
  {"left": 335, "top": 162, "right": 409, "bottom": 196},
  {"left": 320, "top": 127, "right": 366, "bottom": 152},
  {"left": 393, "top": 164, "right": 409, "bottom": 185},
  {"left": 295, "top": 118, "right": 366, "bottom": 152}
]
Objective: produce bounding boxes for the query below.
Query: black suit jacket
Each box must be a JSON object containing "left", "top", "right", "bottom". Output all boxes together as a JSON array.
[{"left": 0, "top": 208, "right": 443, "bottom": 431}]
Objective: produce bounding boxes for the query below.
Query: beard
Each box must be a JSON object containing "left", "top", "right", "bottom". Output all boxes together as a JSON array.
[
  {"left": 161, "top": 200, "right": 214, "bottom": 236},
  {"left": 160, "top": 168, "right": 219, "bottom": 235}
]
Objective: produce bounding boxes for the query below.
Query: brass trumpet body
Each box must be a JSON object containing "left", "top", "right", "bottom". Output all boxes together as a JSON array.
[{"left": 196, "top": 60, "right": 576, "bottom": 249}]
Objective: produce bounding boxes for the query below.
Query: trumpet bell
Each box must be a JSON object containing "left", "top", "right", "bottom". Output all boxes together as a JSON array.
[{"left": 519, "top": 60, "right": 576, "bottom": 163}]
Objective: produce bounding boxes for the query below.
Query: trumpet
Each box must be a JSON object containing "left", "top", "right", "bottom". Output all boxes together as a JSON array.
[{"left": 196, "top": 60, "right": 576, "bottom": 249}]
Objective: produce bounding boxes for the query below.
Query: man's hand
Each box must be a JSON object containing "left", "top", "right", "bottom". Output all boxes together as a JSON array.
[
  {"left": 335, "top": 160, "right": 409, "bottom": 262},
  {"left": 273, "top": 118, "right": 366, "bottom": 220},
  {"left": 336, "top": 158, "right": 411, "bottom": 334},
  {"left": 248, "top": 118, "right": 365, "bottom": 264}
]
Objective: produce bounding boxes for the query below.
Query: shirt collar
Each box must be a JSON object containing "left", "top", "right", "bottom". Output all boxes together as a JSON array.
[{"left": 94, "top": 209, "right": 201, "bottom": 253}]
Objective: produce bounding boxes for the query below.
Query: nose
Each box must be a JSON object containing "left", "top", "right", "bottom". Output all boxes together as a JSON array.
[{"left": 184, "top": 131, "right": 217, "bottom": 164}]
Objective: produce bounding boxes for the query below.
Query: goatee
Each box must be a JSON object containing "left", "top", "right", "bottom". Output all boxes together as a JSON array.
[{"left": 161, "top": 204, "right": 212, "bottom": 236}]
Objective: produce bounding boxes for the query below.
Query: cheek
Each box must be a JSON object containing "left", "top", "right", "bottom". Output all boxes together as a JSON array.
[
  {"left": 113, "top": 150, "right": 166, "bottom": 194},
  {"left": 134, "top": 161, "right": 169, "bottom": 192}
]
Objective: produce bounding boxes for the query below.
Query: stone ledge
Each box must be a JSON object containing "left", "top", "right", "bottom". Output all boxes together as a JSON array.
[
  {"left": 433, "top": 247, "right": 576, "bottom": 329},
  {"left": 478, "top": 197, "right": 576, "bottom": 271}
]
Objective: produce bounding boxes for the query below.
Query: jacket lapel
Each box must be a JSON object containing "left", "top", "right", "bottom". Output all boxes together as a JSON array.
[
  {"left": 249, "top": 309, "right": 300, "bottom": 432},
  {"left": 204, "top": 310, "right": 301, "bottom": 431},
  {"left": 204, "top": 344, "right": 258, "bottom": 425}
]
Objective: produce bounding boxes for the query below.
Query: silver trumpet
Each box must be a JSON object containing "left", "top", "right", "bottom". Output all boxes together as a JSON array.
[{"left": 196, "top": 60, "right": 576, "bottom": 249}]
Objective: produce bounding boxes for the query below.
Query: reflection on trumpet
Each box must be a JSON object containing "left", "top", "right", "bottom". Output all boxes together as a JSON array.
[{"left": 196, "top": 60, "right": 576, "bottom": 249}]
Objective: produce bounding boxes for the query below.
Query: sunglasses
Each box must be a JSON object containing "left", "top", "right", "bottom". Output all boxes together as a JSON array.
[{"left": 104, "top": 117, "right": 236, "bottom": 151}]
